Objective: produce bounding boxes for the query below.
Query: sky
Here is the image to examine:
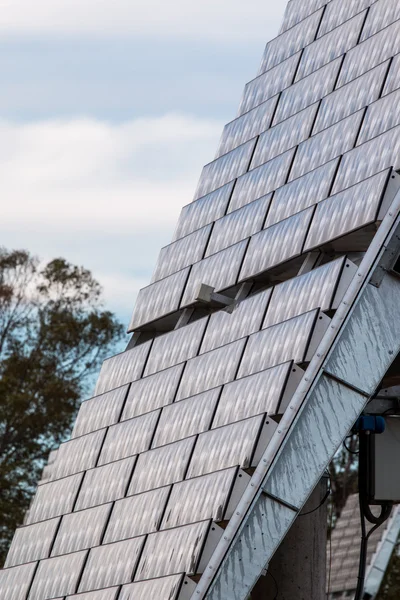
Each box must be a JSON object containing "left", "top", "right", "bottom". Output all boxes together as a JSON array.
[{"left": 0, "top": 0, "right": 286, "bottom": 344}]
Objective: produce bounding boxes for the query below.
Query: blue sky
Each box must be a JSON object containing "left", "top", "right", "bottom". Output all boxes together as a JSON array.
[{"left": 0, "top": 1, "right": 285, "bottom": 339}]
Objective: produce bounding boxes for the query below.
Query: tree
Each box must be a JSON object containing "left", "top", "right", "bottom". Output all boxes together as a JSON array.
[{"left": 0, "top": 248, "right": 124, "bottom": 564}]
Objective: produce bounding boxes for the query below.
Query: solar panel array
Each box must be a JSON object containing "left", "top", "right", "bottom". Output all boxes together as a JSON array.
[{"left": 2, "top": 0, "right": 400, "bottom": 598}]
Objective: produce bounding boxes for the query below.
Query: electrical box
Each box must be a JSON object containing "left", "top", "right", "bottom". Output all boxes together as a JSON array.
[{"left": 370, "top": 417, "right": 400, "bottom": 503}]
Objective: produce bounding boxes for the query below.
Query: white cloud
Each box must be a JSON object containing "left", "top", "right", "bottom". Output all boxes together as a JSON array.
[
  {"left": 0, "top": 114, "right": 222, "bottom": 324},
  {"left": 0, "top": 0, "right": 284, "bottom": 41}
]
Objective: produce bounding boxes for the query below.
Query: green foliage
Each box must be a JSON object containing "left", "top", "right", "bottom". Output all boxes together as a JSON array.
[{"left": 0, "top": 248, "right": 124, "bottom": 564}]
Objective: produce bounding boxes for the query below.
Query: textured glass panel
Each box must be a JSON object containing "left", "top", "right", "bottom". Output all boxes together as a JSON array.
[
  {"left": 172, "top": 182, "right": 233, "bottom": 242},
  {"left": 194, "top": 138, "right": 256, "bottom": 200},
  {"left": 162, "top": 468, "right": 238, "bottom": 529},
  {"left": 358, "top": 88, "right": 400, "bottom": 146},
  {"left": 259, "top": 9, "right": 323, "bottom": 74},
  {"left": 217, "top": 96, "right": 278, "bottom": 157},
  {"left": 361, "top": 0, "right": 400, "bottom": 42},
  {"left": 237, "top": 310, "right": 319, "bottom": 378},
  {"left": 239, "top": 53, "right": 301, "bottom": 115},
  {"left": 229, "top": 149, "right": 294, "bottom": 212},
  {"left": 212, "top": 363, "right": 292, "bottom": 428},
  {"left": 333, "top": 125, "right": 400, "bottom": 193},
  {"left": 180, "top": 240, "right": 248, "bottom": 307},
  {"left": 290, "top": 110, "right": 364, "bottom": 181},
  {"left": 144, "top": 319, "right": 207, "bottom": 376},
  {"left": 29, "top": 551, "right": 87, "bottom": 600},
  {"left": 135, "top": 521, "right": 211, "bottom": 580},
  {"left": 280, "top": 0, "right": 327, "bottom": 32},
  {"left": 305, "top": 170, "right": 389, "bottom": 250},
  {"left": 263, "top": 257, "right": 346, "bottom": 328},
  {"left": 127, "top": 437, "right": 196, "bottom": 495},
  {"left": 151, "top": 388, "right": 220, "bottom": 448},
  {"left": 176, "top": 338, "right": 247, "bottom": 401},
  {"left": 120, "top": 575, "right": 193, "bottom": 600},
  {"left": 75, "top": 456, "right": 136, "bottom": 511},
  {"left": 95, "top": 341, "right": 152, "bottom": 396},
  {"left": 122, "top": 363, "right": 184, "bottom": 420},
  {"left": 5, "top": 518, "right": 59, "bottom": 567},
  {"left": 383, "top": 53, "right": 400, "bottom": 96},
  {"left": 200, "top": 290, "right": 271, "bottom": 354},
  {"left": 265, "top": 158, "right": 338, "bottom": 228},
  {"left": 186, "top": 415, "right": 265, "bottom": 478},
  {"left": 26, "top": 473, "right": 83, "bottom": 524},
  {"left": 151, "top": 225, "right": 211, "bottom": 283},
  {"left": 45, "top": 429, "right": 105, "bottom": 482},
  {"left": 273, "top": 58, "right": 341, "bottom": 125},
  {"left": 206, "top": 195, "right": 270, "bottom": 258},
  {"left": 338, "top": 19, "right": 400, "bottom": 86},
  {"left": 318, "top": 0, "right": 372, "bottom": 37},
  {"left": 104, "top": 486, "right": 170, "bottom": 543},
  {"left": 67, "top": 590, "right": 119, "bottom": 600},
  {"left": 0, "top": 563, "right": 38, "bottom": 600},
  {"left": 52, "top": 504, "right": 112, "bottom": 556},
  {"left": 71, "top": 385, "right": 128, "bottom": 438},
  {"left": 128, "top": 268, "right": 190, "bottom": 331},
  {"left": 313, "top": 60, "right": 389, "bottom": 134},
  {"left": 98, "top": 410, "right": 159, "bottom": 465},
  {"left": 296, "top": 10, "right": 366, "bottom": 81},
  {"left": 239, "top": 208, "right": 314, "bottom": 281},
  {"left": 79, "top": 537, "right": 145, "bottom": 592},
  {"left": 250, "top": 103, "right": 318, "bottom": 168}
]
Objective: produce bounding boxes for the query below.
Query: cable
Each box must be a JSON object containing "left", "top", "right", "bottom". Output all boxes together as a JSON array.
[
  {"left": 267, "top": 571, "right": 279, "bottom": 600},
  {"left": 344, "top": 436, "right": 359, "bottom": 455},
  {"left": 326, "top": 498, "right": 334, "bottom": 598},
  {"left": 299, "top": 474, "right": 331, "bottom": 516}
]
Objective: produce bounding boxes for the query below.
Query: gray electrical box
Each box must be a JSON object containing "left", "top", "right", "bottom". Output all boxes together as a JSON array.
[{"left": 371, "top": 417, "right": 400, "bottom": 503}]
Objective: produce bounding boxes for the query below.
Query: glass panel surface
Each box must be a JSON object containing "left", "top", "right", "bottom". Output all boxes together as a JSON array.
[
  {"left": 290, "top": 109, "right": 364, "bottom": 181},
  {"left": 128, "top": 268, "right": 190, "bottom": 331},
  {"left": 51, "top": 504, "right": 112, "bottom": 556},
  {"left": 162, "top": 468, "right": 238, "bottom": 529},
  {"left": 318, "top": 0, "right": 373, "bottom": 37},
  {"left": 280, "top": 0, "right": 327, "bottom": 32},
  {"left": 273, "top": 58, "right": 342, "bottom": 125},
  {"left": 127, "top": 437, "right": 196, "bottom": 495},
  {"left": 194, "top": 138, "right": 256, "bottom": 200},
  {"left": 186, "top": 415, "right": 265, "bottom": 478},
  {"left": 0, "top": 563, "right": 38, "bottom": 600},
  {"left": 121, "top": 363, "right": 184, "bottom": 420},
  {"left": 313, "top": 60, "right": 389, "bottom": 134},
  {"left": 5, "top": 518, "right": 60, "bottom": 567},
  {"left": 71, "top": 385, "right": 128, "bottom": 438},
  {"left": 120, "top": 575, "right": 192, "bottom": 600},
  {"left": 250, "top": 103, "right": 319, "bottom": 168},
  {"left": 29, "top": 551, "right": 87, "bottom": 600},
  {"left": 239, "top": 208, "right": 314, "bottom": 281},
  {"left": 75, "top": 456, "right": 136, "bottom": 511},
  {"left": 200, "top": 289, "right": 271, "bottom": 354},
  {"left": 180, "top": 240, "right": 248, "bottom": 307},
  {"left": 98, "top": 410, "right": 160, "bottom": 465},
  {"left": 212, "top": 363, "right": 293, "bottom": 428},
  {"left": 151, "top": 388, "right": 220, "bottom": 448},
  {"left": 296, "top": 10, "right": 366, "bottom": 81},
  {"left": 383, "top": 53, "right": 400, "bottom": 96},
  {"left": 206, "top": 195, "right": 271, "bottom": 257},
  {"left": 228, "top": 149, "right": 294, "bottom": 212},
  {"left": 104, "top": 486, "right": 170, "bottom": 543},
  {"left": 144, "top": 318, "right": 208, "bottom": 376},
  {"left": 151, "top": 225, "right": 211, "bottom": 283},
  {"left": 135, "top": 521, "right": 211, "bottom": 580},
  {"left": 305, "top": 170, "right": 389, "bottom": 250},
  {"left": 94, "top": 341, "right": 152, "bottom": 396},
  {"left": 265, "top": 158, "right": 338, "bottom": 228},
  {"left": 239, "top": 53, "right": 301, "bottom": 115},
  {"left": 26, "top": 473, "right": 83, "bottom": 524},
  {"left": 337, "top": 19, "right": 400, "bottom": 87},
  {"left": 259, "top": 9, "right": 323, "bottom": 74},
  {"left": 237, "top": 310, "right": 319, "bottom": 378},
  {"left": 217, "top": 95, "right": 278, "bottom": 157},
  {"left": 176, "top": 338, "right": 247, "bottom": 401},
  {"left": 45, "top": 429, "right": 105, "bottom": 482},
  {"left": 360, "top": 0, "right": 400, "bottom": 42},
  {"left": 172, "top": 182, "right": 233, "bottom": 242},
  {"left": 67, "top": 590, "right": 119, "bottom": 600},
  {"left": 358, "top": 88, "right": 400, "bottom": 146},
  {"left": 78, "top": 537, "right": 145, "bottom": 593}
]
